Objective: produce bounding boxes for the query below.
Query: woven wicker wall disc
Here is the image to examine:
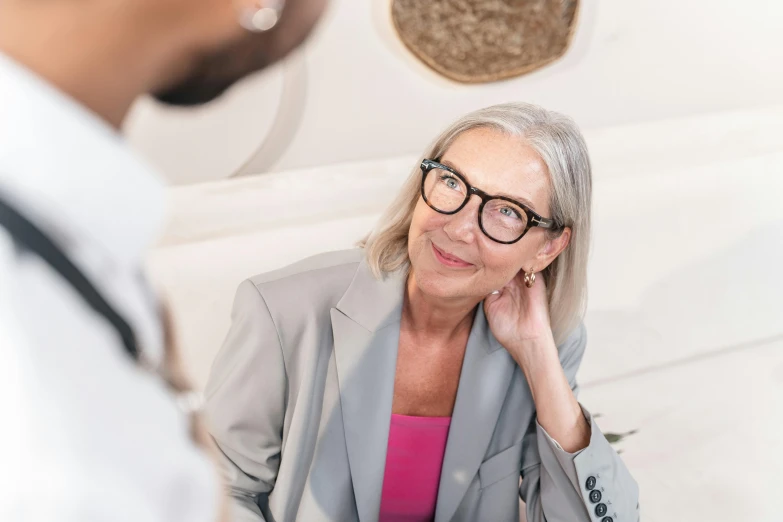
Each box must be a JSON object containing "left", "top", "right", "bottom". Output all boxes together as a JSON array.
[{"left": 391, "top": 0, "right": 580, "bottom": 83}]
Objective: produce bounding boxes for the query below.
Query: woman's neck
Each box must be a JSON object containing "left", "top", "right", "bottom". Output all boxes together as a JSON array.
[{"left": 402, "top": 272, "right": 480, "bottom": 342}]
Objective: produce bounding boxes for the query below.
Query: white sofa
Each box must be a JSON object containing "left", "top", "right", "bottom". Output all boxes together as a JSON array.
[{"left": 147, "top": 105, "right": 783, "bottom": 522}]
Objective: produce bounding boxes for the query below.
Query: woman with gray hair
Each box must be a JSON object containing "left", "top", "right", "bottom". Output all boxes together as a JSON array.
[{"left": 205, "top": 103, "right": 639, "bottom": 522}]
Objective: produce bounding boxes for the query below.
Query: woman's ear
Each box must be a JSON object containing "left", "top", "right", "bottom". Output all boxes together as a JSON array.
[{"left": 536, "top": 227, "right": 572, "bottom": 270}]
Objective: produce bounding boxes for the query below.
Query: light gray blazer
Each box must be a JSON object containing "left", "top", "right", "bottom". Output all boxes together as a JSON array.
[{"left": 205, "top": 249, "right": 639, "bottom": 522}]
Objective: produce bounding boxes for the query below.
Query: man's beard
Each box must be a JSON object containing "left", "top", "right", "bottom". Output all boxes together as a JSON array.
[
  {"left": 152, "top": 38, "right": 271, "bottom": 107},
  {"left": 153, "top": 76, "right": 235, "bottom": 106}
]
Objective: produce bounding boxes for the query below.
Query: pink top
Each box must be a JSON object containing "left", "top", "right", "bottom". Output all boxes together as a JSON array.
[{"left": 379, "top": 414, "right": 452, "bottom": 522}]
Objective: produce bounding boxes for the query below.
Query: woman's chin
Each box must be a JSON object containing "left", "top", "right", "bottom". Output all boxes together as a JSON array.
[{"left": 412, "top": 269, "right": 481, "bottom": 301}]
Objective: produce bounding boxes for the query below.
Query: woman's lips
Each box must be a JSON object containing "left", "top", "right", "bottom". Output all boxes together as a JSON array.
[{"left": 432, "top": 243, "right": 473, "bottom": 268}]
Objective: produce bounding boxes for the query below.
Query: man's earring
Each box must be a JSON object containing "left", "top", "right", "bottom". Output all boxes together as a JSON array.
[{"left": 238, "top": 0, "right": 286, "bottom": 33}]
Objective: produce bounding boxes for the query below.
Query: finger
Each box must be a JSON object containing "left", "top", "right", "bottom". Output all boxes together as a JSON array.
[{"left": 483, "top": 289, "right": 502, "bottom": 307}]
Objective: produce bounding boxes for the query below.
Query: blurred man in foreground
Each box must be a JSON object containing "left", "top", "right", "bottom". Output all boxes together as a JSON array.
[{"left": 0, "top": 0, "right": 327, "bottom": 520}]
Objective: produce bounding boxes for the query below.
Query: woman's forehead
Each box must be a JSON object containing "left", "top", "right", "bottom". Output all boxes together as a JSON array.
[{"left": 440, "top": 129, "right": 551, "bottom": 209}]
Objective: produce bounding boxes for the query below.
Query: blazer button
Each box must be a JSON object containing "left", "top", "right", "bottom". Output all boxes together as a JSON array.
[
  {"left": 585, "top": 476, "right": 597, "bottom": 490},
  {"left": 595, "top": 503, "right": 608, "bottom": 517},
  {"left": 589, "top": 490, "right": 602, "bottom": 503},
  {"left": 602, "top": 518, "right": 613, "bottom": 522}
]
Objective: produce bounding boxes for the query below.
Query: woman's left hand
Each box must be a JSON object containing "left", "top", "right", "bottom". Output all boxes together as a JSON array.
[
  {"left": 485, "top": 270, "right": 592, "bottom": 452},
  {"left": 483, "top": 269, "right": 554, "bottom": 357},
  {"left": 485, "top": 270, "right": 592, "bottom": 454}
]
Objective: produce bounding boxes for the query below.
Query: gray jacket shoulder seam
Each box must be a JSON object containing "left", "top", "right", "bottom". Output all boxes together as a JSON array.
[{"left": 245, "top": 279, "right": 289, "bottom": 392}]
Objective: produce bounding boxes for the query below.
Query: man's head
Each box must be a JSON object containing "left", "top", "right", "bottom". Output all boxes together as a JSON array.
[{"left": 0, "top": 0, "right": 328, "bottom": 124}]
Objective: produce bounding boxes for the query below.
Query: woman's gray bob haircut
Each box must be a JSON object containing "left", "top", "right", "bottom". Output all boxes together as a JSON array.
[{"left": 359, "top": 102, "right": 592, "bottom": 344}]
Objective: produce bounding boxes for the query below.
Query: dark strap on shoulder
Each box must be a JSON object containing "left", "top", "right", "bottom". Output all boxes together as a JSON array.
[{"left": 0, "top": 196, "right": 139, "bottom": 360}]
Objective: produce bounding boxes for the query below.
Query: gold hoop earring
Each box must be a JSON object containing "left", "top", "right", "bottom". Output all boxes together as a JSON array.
[
  {"left": 523, "top": 268, "right": 536, "bottom": 288},
  {"left": 239, "top": 0, "right": 286, "bottom": 33}
]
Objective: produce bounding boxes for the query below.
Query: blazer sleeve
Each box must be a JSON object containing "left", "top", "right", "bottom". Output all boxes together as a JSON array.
[
  {"left": 519, "top": 324, "right": 640, "bottom": 522},
  {"left": 204, "top": 280, "right": 287, "bottom": 522}
]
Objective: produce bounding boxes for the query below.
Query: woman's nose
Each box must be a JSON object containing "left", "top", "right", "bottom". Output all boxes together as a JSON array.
[{"left": 442, "top": 196, "right": 480, "bottom": 243}]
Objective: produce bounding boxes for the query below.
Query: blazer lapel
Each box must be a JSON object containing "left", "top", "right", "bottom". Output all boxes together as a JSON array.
[
  {"left": 435, "top": 305, "right": 516, "bottom": 522},
  {"left": 331, "top": 259, "right": 406, "bottom": 522}
]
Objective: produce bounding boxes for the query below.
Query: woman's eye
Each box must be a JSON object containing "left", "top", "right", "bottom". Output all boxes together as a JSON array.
[
  {"left": 441, "top": 176, "right": 460, "bottom": 190},
  {"left": 500, "top": 207, "right": 520, "bottom": 219}
]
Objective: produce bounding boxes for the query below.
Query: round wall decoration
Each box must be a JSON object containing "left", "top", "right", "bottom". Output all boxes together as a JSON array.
[{"left": 391, "top": 0, "right": 579, "bottom": 83}]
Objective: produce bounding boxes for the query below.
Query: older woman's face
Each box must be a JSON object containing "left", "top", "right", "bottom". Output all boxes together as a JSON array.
[{"left": 408, "top": 127, "right": 556, "bottom": 300}]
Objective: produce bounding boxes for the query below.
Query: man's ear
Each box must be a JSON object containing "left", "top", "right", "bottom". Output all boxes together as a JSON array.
[{"left": 536, "top": 227, "right": 572, "bottom": 270}]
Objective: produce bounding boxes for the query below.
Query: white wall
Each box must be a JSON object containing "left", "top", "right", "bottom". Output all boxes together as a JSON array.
[{"left": 126, "top": 0, "right": 783, "bottom": 185}]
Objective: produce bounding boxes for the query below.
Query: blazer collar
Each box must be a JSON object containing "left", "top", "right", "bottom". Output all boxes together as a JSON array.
[
  {"left": 335, "top": 257, "right": 407, "bottom": 333},
  {"left": 331, "top": 257, "right": 407, "bottom": 522}
]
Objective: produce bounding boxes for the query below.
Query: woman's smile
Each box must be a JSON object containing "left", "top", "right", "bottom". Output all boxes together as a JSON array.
[{"left": 431, "top": 242, "right": 473, "bottom": 268}]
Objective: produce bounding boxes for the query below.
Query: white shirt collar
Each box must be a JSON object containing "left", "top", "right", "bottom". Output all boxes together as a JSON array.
[{"left": 0, "top": 52, "right": 166, "bottom": 268}]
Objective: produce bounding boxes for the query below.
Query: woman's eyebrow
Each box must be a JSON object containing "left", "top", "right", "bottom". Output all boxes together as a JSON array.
[{"left": 440, "top": 159, "right": 538, "bottom": 210}]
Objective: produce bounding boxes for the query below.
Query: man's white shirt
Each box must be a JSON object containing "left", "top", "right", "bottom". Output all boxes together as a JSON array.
[{"left": 0, "top": 52, "right": 218, "bottom": 522}]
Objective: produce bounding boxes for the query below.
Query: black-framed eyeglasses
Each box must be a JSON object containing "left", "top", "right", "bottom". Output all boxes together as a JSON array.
[{"left": 420, "top": 159, "right": 559, "bottom": 244}]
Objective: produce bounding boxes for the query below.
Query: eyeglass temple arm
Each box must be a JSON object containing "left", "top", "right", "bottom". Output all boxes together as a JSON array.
[{"left": 532, "top": 216, "right": 557, "bottom": 229}]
